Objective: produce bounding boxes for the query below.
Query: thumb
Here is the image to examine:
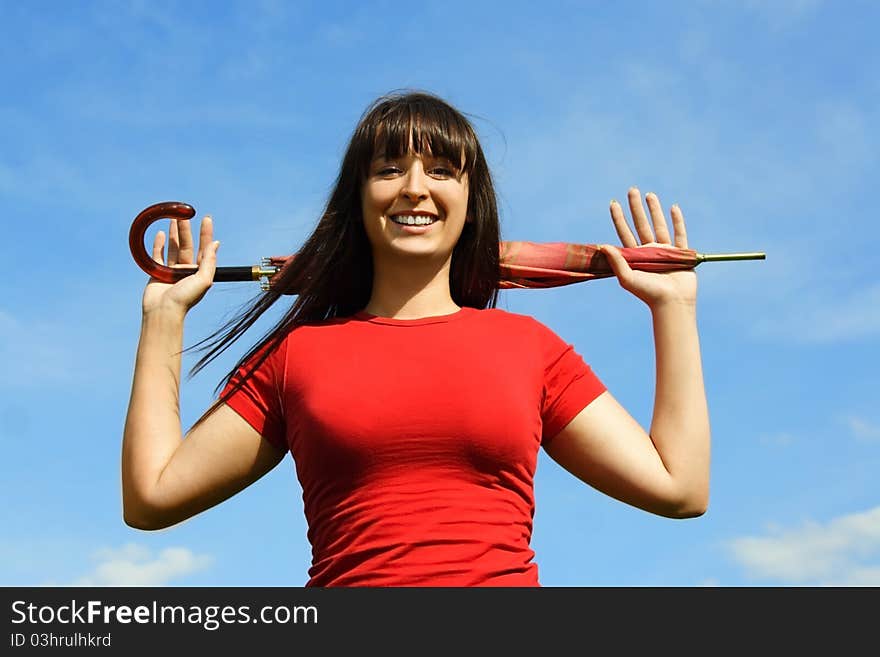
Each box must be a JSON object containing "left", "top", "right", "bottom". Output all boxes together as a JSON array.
[
  {"left": 598, "top": 244, "right": 632, "bottom": 281},
  {"left": 198, "top": 240, "right": 221, "bottom": 281}
]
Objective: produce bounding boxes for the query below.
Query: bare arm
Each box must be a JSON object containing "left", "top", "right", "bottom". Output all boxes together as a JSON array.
[
  {"left": 544, "top": 188, "right": 710, "bottom": 518},
  {"left": 121, "top": 215, "right": 285, "bottom": 530},
  {"left": 544, "top": 301, "right": 709, "bottom": 518}
]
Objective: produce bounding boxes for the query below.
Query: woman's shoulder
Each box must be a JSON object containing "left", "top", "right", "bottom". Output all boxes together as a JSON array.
[
  {"left": 476, "top": 306, "right": 534, "bottom": 324},
  {"left": 471, "top": 307, "right": 558, "bottom": 339}
]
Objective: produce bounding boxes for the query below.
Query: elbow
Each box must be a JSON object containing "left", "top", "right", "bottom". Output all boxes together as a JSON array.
[
  {"left": 122, "top": 492, "right": 173, "bottom": 531},
  {"left": 671, "top": 490, "right": 709, "bottom": 519},
  {"left": 123, "top": 504, "right": 164, "bottom": 531},
  {"left": 122, "top": 488, "right": 152, "bottom": 530},
  {"left": 673, "top": 504, "right": 707, "bottom": 519},
  {"left": 664, "top": 465, "right": 710, "bottom": 518},
  {"left": 123, "top": 508, "right": 175, "bottom": 531},
  {"left": 124, "top": 519, "right": 146, "bottom": 530},
  {"left": 650, "top": 479, "right": 708, "bottom": 519},
  {"left": 638, "top": 488, "right": 709, "bottom": 519},
  {"left": 123, "top": 514, "right": 158, "bottom": 531}
]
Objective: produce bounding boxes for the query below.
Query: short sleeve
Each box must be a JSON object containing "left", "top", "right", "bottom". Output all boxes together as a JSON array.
[
  {"left": 536, "top": 321, "right": 606, "bottom": 445},
  {"left": 220, "top": 338, "right": 288, "bottom": 452}
]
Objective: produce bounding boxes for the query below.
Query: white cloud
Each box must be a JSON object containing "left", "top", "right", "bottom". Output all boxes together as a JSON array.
[
  {"left": 726, "top": 506, "right": 880, "bottom": 585},
  {"left": 844, "top": 416, "right": 880, "bottom": 443},
  {"left": 44, "top": 543, "right": 213, "bottom": 587}
]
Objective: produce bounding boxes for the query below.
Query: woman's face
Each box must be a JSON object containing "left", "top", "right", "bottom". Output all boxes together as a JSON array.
[{"left": 361, "top": 147, "right": 470, "bottom": 266}]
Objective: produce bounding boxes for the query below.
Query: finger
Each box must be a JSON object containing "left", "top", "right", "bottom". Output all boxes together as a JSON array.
[
  {"left": 196, "top": 215, "right": 214, "bottom": 265},
  {"left": 645, "top": 192, "right": 672, "bottom": 244},
  {"left": 198, "top": 240, "right": 221, "bottom": 283},
  {"left": 176, "top": 216, "right": 195, "bottom": 264},
  {"left": 671, "top": 204, "right": 688, "bottom": 248},
  {"left": 610, "top": 200, "right": 638, "bottom": 248},
  {"left": 627, "top": 186, "right": 655, "bottom": 244},
  {"left": 152, "top": 230, "right": 166, "bottom": 264},
  {"left": 167, "top": 219, "right": 180, "bottom": 265},
  {"left": 599, "top": 244, "right": 633, "bottom": 285}
]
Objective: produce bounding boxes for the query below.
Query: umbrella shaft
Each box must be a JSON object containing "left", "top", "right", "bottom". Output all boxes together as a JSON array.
[
  {"left": 217, "top": 265, "right": 281, "bottom": 281},
  {"left": 698, "top": 252, "right": 766, "bottom": 262},
  {"left": 214, "top": 266, "right": 260, "bottom": 282}
]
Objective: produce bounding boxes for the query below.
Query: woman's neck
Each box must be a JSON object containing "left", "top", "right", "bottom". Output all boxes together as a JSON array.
[{"left": 363, "top": 257, "right": 460, "bottom": 319}]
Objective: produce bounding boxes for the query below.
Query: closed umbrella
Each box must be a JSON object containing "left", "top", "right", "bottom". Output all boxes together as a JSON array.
[{"left": 130, "top": 201, "right": 764, "bottom": 292}]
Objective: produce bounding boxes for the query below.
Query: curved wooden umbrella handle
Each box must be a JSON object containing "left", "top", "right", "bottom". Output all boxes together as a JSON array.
[
  {"left": 129, "top": 201, "right": 271, "bottom": 285},
  {"left": 128, "top": 201, "right": 199, "bottom": 284}
]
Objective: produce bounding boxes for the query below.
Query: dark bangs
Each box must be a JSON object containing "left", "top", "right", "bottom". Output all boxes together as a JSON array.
[{"left": 353, "top": 92, "right": 480, "bottom": 180}]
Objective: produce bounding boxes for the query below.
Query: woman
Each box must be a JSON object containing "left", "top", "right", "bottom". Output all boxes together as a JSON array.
[{"left": 122, "top": 91, "right": 710, "bottom": 586}]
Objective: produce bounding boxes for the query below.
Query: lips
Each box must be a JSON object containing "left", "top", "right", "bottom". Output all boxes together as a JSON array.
[
  {"left": 390, "top": 219, "right": 438, "bottom": 233},
  {"left": 388, "top": 212, "right": 439, "bottom": 226}
]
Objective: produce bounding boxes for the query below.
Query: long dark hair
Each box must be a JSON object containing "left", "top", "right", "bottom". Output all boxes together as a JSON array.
[{"left": 185, "top": 90, "right": 501, "bottom": 430}]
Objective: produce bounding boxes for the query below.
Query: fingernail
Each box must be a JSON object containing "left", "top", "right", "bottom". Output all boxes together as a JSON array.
[
  {"left": 646, "top": 192, "right": 654, "bottom": 201},
  {"left": 609, "top": 199, "right": 617, "bottom": 208}
]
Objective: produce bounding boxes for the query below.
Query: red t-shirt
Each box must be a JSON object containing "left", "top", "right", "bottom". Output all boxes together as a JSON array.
[{"left": 222, "top": 306, "right": 605, "bottom": 586}]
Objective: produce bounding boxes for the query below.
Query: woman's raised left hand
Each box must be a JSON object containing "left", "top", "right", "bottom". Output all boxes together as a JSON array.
[{"left": 600, "top": 187, "right": 698, "bottom": 309}]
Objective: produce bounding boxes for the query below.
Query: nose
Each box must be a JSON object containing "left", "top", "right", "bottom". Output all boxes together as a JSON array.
[{"left": 400, "top": 161, "right": 429, "bottom": 201}]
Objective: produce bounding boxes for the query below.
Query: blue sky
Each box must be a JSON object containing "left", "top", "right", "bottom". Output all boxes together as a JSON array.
[{"left": 1, "top": 0, "right": 878, "bottom": 587}]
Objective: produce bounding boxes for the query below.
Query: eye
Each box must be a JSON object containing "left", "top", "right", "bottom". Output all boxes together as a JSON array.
[
  {"left": 375, "top": 165, "right": 402, "bottom": 177},
  {"left": 427, "top": 161, "right": 460, "bottom": 179}
]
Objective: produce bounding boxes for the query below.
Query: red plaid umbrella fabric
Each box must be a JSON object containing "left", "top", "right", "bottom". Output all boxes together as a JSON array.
[
  {"left": 499, "top": 241, "right": 700, "bottom": 288},
  {"left": 130, "top": 202, "right": 764, "bottom": 291}
]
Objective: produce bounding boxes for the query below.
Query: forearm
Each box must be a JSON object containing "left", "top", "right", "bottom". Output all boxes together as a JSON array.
[
  {"left": 648, "top": 300, "right": 711, "bottom": 513},
  {"left": 121, "top": 309, "right": 187, "bottom": 524}
]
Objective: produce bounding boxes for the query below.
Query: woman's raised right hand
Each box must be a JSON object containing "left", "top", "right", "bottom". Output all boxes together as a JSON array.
[{"left": 141, "top": 214, "right": 220, "bottom": 318}]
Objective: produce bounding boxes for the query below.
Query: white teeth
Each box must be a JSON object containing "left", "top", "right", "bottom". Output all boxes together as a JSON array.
[{"left": 391, "top": 215, "right": 436, "bottom": 226}]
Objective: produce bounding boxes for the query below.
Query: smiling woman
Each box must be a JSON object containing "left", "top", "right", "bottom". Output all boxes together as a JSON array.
[
  {"left": 121, "top": 90, "right": 711, "bottom": 587},
  {"left": 361, "top": 147, "right": 471, "bottom": 315}
]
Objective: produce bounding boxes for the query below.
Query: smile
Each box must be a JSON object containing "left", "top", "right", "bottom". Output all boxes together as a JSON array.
[{"left": 389, "top": 214, "right": 438, "bottom": 226}]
